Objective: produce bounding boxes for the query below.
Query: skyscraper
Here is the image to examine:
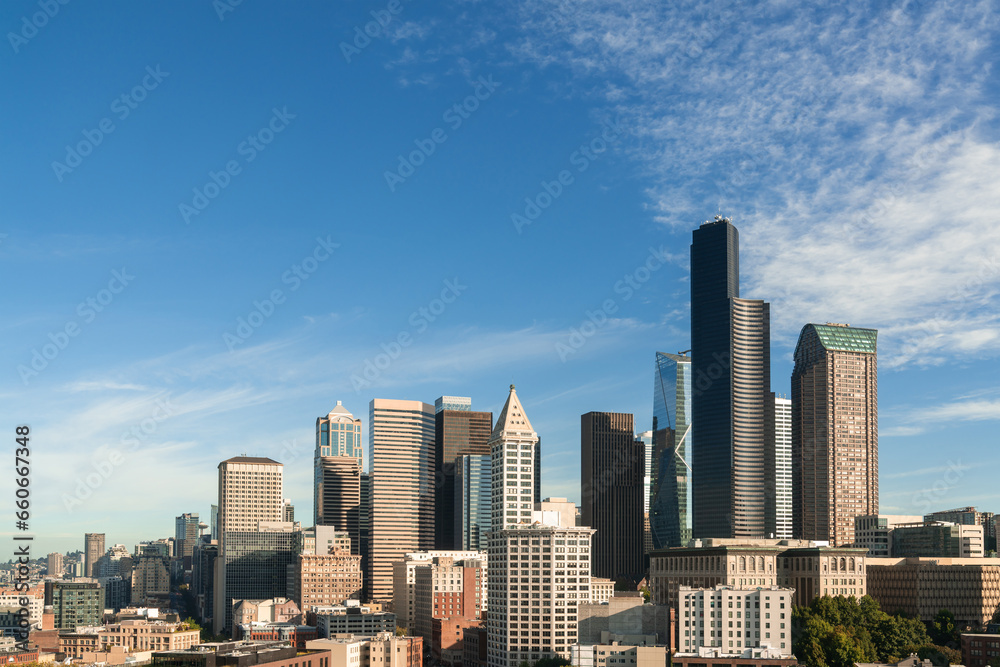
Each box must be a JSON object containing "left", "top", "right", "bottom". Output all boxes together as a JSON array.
[
  {"left": 368, "top": 399, "right": 436, "bottom": 602},
  {"left": 455, "top": 454, "right": 491, "bottom": 551},
  {"left": 213, "top": 456, "right": 285, "bottom": 634},
  {"left": 792, "top": 323, "right": 878, "bottom": 546},
  {"left": 637, "top": 430, "right": 654, "bottom": 557},
  {"left": 650, "top": 352, "right": 692, "bottom": 549},
  {"left": 175, "top": 513, "right": 199, "bottom": 560},
  {"left": 581, "top": 412, "right": 645, "bottom": 581},
  {"left": 47, "top": 552, "right": 64, "bottom": 578},
  {"left": 314, "top": 456, "right": 361, "bottom": 550},
  {"left": 690, "top": 215, "right": 772, "bottom": 539},
  {"left": 487, "top": 386, "right": 594, "bottom": 667},
  {"left": 434, "top": 396, "right": 492, "bottom": 550},
  {"left": 84, "top": 533, "right": 105, "bottom": 578},
  {"left": 316, "top": 401, "right": 364, "bottom": 463},
  {"left": 767, "top": 397, "right": 793, "bottom": 539}
]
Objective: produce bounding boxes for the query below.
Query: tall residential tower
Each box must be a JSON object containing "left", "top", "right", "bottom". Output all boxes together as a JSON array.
[{"left": 792, "top": 323, "right": 878, "bottom": 546}]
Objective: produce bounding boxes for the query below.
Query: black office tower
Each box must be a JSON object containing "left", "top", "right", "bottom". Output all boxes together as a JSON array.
[
  {"left": 581, "top": 412, "right": 645, "bottom": 582},
  {"left": 690, "top": 216, "right": 772, "bottom": 539},
  {"left": 434, "top": 397, "right": 492, "bottom": 550}
]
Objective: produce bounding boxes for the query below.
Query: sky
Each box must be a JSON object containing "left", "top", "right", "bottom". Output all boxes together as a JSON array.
[{"left": 1, "top": 0, "right": 999, "bottom": 556}]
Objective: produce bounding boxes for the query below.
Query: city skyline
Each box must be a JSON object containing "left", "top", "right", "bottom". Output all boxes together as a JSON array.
[{"left": 3, "top": 1, "right": 999, "bottom": 556}]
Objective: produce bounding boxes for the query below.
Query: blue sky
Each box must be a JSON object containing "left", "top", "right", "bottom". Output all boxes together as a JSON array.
[{"left": 2, "top": 0, "right": 999, "bottom": 555}]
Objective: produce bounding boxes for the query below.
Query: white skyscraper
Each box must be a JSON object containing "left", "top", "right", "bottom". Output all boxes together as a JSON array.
[
  {"left": 487, "top": 385, "right": 595, "bottom": 667},
  {"left": 774, "top": 398, "right": 792, "bottom": 539}
]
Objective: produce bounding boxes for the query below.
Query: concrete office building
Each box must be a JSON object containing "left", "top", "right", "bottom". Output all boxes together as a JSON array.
[
  {"left": 690, "top": 217, "right": 772, "bottom": 539},
  {"left": 891, "top": 522, "right": 984, "bottom": 558},
  {"left": 854, "top": 515, "right": 924, "bottom": 557},
  {"left": 792, "top": 323, "right": 878, "bottom": 546},
  {"left": 175, "top": 513, "right": 200, "bottom": 561},
  {"left": 867, "top": 557, "right": 1000, "bottom": 626},
  {"left": 650, "top": 352, "right": 692, "bottom": 550},
  {"left": 581, "top": 412, "right": 645, "bottom": 582},
  {"left": 435, "top": 396, "right": 493, "bottom": 551},
  {"left": 368, "top": 399, "right": 436, "bottom": 602},
  {"left": 576, "top": 592, "right": 673, "bottom": 646},
  {"left": 213, "top": 456, "right": 287, "bottom": 635}
]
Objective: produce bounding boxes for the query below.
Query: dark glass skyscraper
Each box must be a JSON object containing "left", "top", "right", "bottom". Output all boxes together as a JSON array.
[
  {"left": 650, "top": 352, "right": 692, "bottom": 549},
  {"left": 581, "top": 411, "right": 645, "bottom": 581},
  {"left": 433, "top": 396, "right": 492, "bottom": 550},
  {"left": 690, "top": 216, "right": 772, "bottom": 539}
]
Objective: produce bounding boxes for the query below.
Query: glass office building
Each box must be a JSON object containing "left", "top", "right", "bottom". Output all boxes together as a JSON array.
[{"left": 650, "top": 351, "right": 692, "bottom": 549}]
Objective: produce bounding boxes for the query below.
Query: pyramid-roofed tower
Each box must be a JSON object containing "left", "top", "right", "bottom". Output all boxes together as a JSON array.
[{"left": 488, "top": 384, "right": 536, "bottom": 442}]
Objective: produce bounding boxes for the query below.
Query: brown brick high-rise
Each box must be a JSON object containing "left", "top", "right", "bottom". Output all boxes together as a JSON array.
[{"left": 792, "top": 323, "right": 878, "bottom": 546}]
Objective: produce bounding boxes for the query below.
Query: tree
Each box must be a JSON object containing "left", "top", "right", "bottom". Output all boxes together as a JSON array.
[
  {"left": 931, "top": 609, "right": 958, "bottom": 647},
  {"left": 395, "top": 626, "right": 408, "bottom": 636},
  {"left": 918, "top": 644, "right": 963, "bottom": 666},
  {"left": 640, "top": 586, "right": 651, "bottom": 603}
]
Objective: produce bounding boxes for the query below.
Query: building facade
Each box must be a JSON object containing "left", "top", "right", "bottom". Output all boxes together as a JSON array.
[
  {"left": 581, "top": 412, "right": 645, "bottom": 582},
  {"left": 792, "top": 323, "right": 878, "bottom": 546},
  {"left": 434, "top": 397, "right": 492, "bottom": 551},
  {"left": 315, "top": 402, "right": 364, "bottom": 558},
  {"left": 768, "top": 398, "right": 792, "bottom": 540},
  {"left": 46, "top": 553, "right": 63, "bottom": 578},
  {"left": 690, "top": 217, "right": 772, "bottom": 539},
  {"left": 455, "top": 455, "right": 492, "bottom": 552},
  {"left": 677, "top": 585, "right": 793, "bottom": 655},
  {"left": 649, "top": 538, "right": 868, "bottom": 609},
  {"left": 487, "top": 385, "right": 596, "bottom": 667},
  {"left": 294, "top": 548, "right": 363, "bottom": 610},
  {"left": 854, "top": 515, "right": 924, "bottom": 557},
  {"left": 867, "top": 557, "right": 1000, "bottom": 626},
  {"left": 650, "top": 352, "right": 692, "bottom": 550},
  {"left": 392, "top": 551, "right": 486, "bottom": 632},
  {"left": 368, "top": 399, "right": 436, "bottom": 602},
  {"left": 44, "top": 580, "right": 102, "bottom": 629},
  {"left": 891, "top": 522, "right": 984, "bottom": 558},
  {"left": 84, "top": 533, "right": 105, "bottom": 579}
]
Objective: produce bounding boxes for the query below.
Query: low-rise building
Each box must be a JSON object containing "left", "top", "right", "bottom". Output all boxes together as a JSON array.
[
  {"left": 315, "top": 606, "right": 396, "bottom": 638},
  {"left": 238, "top": 622, "right": 318, "bottom": 648},
  {"left": 0, "top": 636, "right": 39, "bottom": 663},
  {"left": 891, "top": 522, "right": 984, "bottom": 558},
  {"left": 306, "top": 633, "right": 423, "bottom": 667},
  {"left": 677, "top": 585, "right": 794, "bottom": 656},
  {"left": 233, "top": 598, "right": 302, "bottom": 626},
  {"left": 867, "top": 557, "right": 1000, "bottom": 626},
  {"left": 576, "top": 593, "right": 673, "bottom": 647},
  {"left": 59, "top": 619, "right": 200, "bottom": 658},
  {"left": 962, "top": 633, "right": 1000, "bottom": 667},
  {"left": 293, "top": 548, "right": 363, "bottom": 610},
  {"left": 671, "top": 645, "right": 797, "bottom": 667},
  {"left": 152, "top": 640, "right": 330, "bottom": 667},
  {"left": 589, "top": 578, "right": 615, "bottom": 604},
  {"left": 463, "top": 626, "right": 487, "bottom": 667},
  {"left": 570, "top": 643, "right": 671, "bottom": 667},
  {"left": 432, "top": 617, "right": 481, "bottom": 665},
  {"left": 854, "top": 515, "right": 923, "bottom": 557},
  {"left": 649, "top": 538, "right": 866, "bottom": 608}
]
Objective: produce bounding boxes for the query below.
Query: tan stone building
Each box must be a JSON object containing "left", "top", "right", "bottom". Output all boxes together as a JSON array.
[
  {"left": 571, "top": 643, "right": 670, "bottom": 667},
  {"left": 294, "top": 549, "right": 362, "bottom": 610},
  {"left": 649, "top": 538, "right": 867, "bottom": 608},
  {"left": 307, "top": 633, "right": 423, "bottom": 667},
  {"left": 589, "top": 578, "right": 615, "bottom": 604},
  {"left": 867, "top": 557, "right": 1000, "bottom": 626},
  {"left": 59, "top": 619, "right": 199, "bottom": 658}
]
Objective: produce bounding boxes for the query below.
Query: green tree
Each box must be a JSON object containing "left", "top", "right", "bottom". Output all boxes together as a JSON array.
[
  {"left": 931, "top": 609, "right": 958, "bottom": 647},
  {"left": 918, "top": 644, "right": 963, "bottom": 666},
  {"left": 395, "top": 626, "right": 408, "bottom": 636}
]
